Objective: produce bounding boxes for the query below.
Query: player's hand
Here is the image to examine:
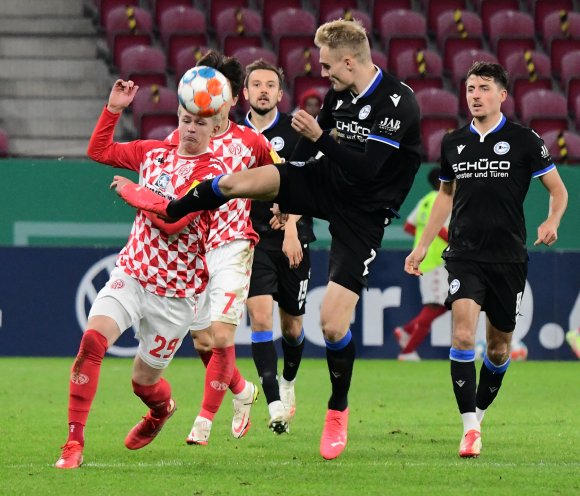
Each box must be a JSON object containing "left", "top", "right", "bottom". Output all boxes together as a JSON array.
[
  {"left": 269, "top": 204, "right": 289, "bottom": 229},
  {"left": 283, "top": 235, "right": 303, "bottom": 269},
  {"left": 107, "top": 79, "right": 139, "bottom": 113},
  {"left": 534, "top": 220, "right": 558, "bottom": 246},
  {"left": 404, "top": 246, "right": 427, "bottom": 276},
  {"left": 110, "top": 175, "right": 170, "bottom": 217},
  {"left": 291, "top": 110, "right": 323, "bottom": 142},
  {"left": 110, "top": 175, "right": 134, "bottom": 194}
]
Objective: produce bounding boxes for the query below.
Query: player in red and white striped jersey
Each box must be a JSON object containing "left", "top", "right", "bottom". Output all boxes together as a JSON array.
[
  {"left": 164, "top": 51, "right": 281, "bottom": 445},
  {"left": 55, "top": 79, "right": 225, "bottom": 469}
]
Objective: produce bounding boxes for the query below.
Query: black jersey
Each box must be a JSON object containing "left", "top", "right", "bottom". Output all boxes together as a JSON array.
[
  {"left": 440, "top": 115, "right": 555, "bottom": 263},
  {"left": 293, "top": 68, "right": 422, "bottom": 212},
  {"left": 242, "top": 110, "right": 316, "bottom": 249}
]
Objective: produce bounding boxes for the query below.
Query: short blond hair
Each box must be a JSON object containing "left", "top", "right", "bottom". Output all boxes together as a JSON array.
[{"left": 314, "top": 19, "right": 371, "bottom": 62}]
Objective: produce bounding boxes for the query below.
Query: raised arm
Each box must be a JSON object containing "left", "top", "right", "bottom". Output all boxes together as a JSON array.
[
  {"left": 404, "top": 181, "right": 454, "bottom": 276},
  {"left": 535, "top": 169, "right": 568, "bottom": 246}
]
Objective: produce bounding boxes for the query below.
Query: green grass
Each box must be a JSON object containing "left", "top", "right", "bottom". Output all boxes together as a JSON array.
[{"left": 1, "top": 358, "right": 578, "bottom": 496}]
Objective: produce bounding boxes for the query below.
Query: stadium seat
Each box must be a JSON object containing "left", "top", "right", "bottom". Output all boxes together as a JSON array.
[
  {"left": 174, "top": 45, "right": 212, "bottom": 81},
  {"left": 394, "top": 49, "right": 443, "bottom": 81},
  {"left": 533, "top": 0, "right": 573, "bottom": 37},
  {"left": 261, "top": 0, "right": 301, "bottom": 32},
  {"left": 421, "top": 117, "right": 459, "bottom": 155},
  {"left": 232, "top": 46, "right": 277, "bottom": 69},
  {"left": 560, "top": 51, "right": 580, "bottom": 99},
  {"left": 209, "top": 0, "right": 249, "bottom": 27},
  {"left": 105, "top": 6, "right": 153, "bottom": 68},
  {"left": 505, "top": 50, "right": 552, "bottom": 81},
  {"left": 451, "top": 48, "right": 498, "bottom": 89},
  {"left": 159, "top": 6, "right": 207, "bottom": 70},
  {"left": 379, "top": 10, "right": 428, "bottom": 70},
  {"left": 405, "top": 77, "right": 443, "bottom": 93},
  {"left": 488, "top": 11, "right": 535, "bottom": 65},
  {"left": 0, "top": 128, "right": 9, "bottom": 158},
  {"left": 479, "top": 0, "right": 519, "bottom": 36},
  {"left": 541, "top": 130, "right": 580, "bottom": 164},
  {"left": 416, "top": 88, "right": 459, "bottom": 117},
  {"left": 277, "top": 35, "right": 317, "bottom": 69},
  {"left": 436, "top": 10, "right": 482, "bottom": 51},
  {"left": 223, "top": 35, "right": 262, "bottom": 56},
  {"left": 293, "top": 76, "right": 328, "bottom": 109},
  {"left": 97, "top": 0, "right": 138, "bottom": 27},
  {"left": 496, "top": 38, "right": 537, "bottom": 68},
  {"left": 543, "top": 10, "right": 580, "bottom": 48},
  {"left": 215, "top": 7, "right": 262, "bottom": 50},
  {"left": 145, "top": 123, "right": 177, "bottom": 141},
  {"left": 313, "top": 0, "right": 357, "bottom": 24},
  {"left": 151, "top": 0, "right": 194, "bottom": 25},
  {"left": 280, "top": 47, "right": 322, "bottom": 88},
  {"left": 371, "top": 49, "right": 388, "bottom": 72},
  {"left": 520, "top": 89, "right": 568, "bottom": 135},
  {"left": 426, "top": 128, "right": 452, "bottom": 162},
  {"left": 442, "top": 38, "right": 483, "bottom": 74},
  {"left": 119, "top": 45, "right": 167, "bottom": 88},
  {"left": 502, "top": 93, "right": 516, "bottom": 120},
  {"left": 424, "top": 0, "right": 467, "bottom": 33},
  {"left": 371, "top": 0, "right": 412, "bottom": 34},
  {"left": 575, "top": 94, "right": 580, "bottom": 130},
  {"left": 270, "top": 9, "right": 317, "bottom": 51},
  {"left": 131, "top": 85, "right": 179, "bottom": 138},
  {"left": 323, "top": 9, "right": 372, "bottom": 34}
]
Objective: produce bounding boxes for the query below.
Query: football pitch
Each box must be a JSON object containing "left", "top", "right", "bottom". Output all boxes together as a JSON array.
[{"left": 1, "top": 357, "right": 578, "bottom": 496}]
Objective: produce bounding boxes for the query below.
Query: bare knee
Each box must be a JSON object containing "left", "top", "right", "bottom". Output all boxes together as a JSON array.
[
  {"left": 486, "top": 341, "right": 510, "bottom": 364},
  {"left": 191, "top": 329, "right": 213, "bottom": 353}
]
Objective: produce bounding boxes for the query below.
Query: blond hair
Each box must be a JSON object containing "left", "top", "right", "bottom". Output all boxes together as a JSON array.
[{"left": 314, "top": 19, "right": 371, "bottom": 62}]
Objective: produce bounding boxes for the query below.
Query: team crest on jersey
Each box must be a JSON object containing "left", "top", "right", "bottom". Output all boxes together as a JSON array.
[
  {"left": 154, "top": 173, "right": 171, "bottom": 191},
  {"left": 358, "top": 105, "right": 372, "bottom": 120},
  {"left": 449, "top": 279, "right": 460, "bottom": 295},
  {"left": 176, "top": 164, "right": 193, "bottom": 177},
  {"left": 110, "top": 279, "right": 125, "bottom": 289},
  {"left": 493, "top": 141, "right": 510, "bottom": 155},
  {"left": 228, "top": 143, "right": 243, "bottom": 155},
  {"left": 270, "top": 136, "right": 285, "bottom": 151}
]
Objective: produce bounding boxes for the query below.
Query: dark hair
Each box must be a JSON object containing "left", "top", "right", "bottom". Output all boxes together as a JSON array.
[
  {"left": 196, "top": 49, "right": 245, "bottom": 97},
  {"left": 244, "top": 59, "right": 285, "bottom": 88},
  {"left": 465, "top": 61, "right": 509, "bottom": 90},
  {"left": 427, "top": 167, "right": 441, "bottom": 190}
]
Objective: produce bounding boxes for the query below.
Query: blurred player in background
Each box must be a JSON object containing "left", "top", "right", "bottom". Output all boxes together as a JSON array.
[
  {"left": 242, "top": 59, "right": 316, "bottom": 433},
  {"left": 296, "top": 88, "right": 323, "bottom": 118},
  {"left": 405, "top": 62, "right": 568, "bottom": 458},
  {"left": 395, "top": 167, "right": 449, "bottom": 361},
  {"left": 164, "top": 50, "right": 281, "bottom": 445},
  {"left": 56, "top": 79, "right": 224, "bottom": 469}
]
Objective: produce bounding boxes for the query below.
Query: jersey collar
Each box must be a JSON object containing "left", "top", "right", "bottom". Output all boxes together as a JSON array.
[
  {"left": 213, "top": 119, "right": 232, "bottom": 139},
  {"left": 244, "top": 109, "right": 280, "bottom": 132},
  {"left": 469, "top": 113, "right": 506, "bottom": 142},
  {"left": 352, "top": 66, "right": 383, "bottom": 104}
]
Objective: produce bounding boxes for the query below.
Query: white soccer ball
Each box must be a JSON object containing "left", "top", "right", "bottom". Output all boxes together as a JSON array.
[{"left": 178, "top": 66, "right": 232, "bottom": 117}]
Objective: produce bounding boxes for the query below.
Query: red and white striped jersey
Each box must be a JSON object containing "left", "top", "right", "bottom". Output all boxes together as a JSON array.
[
  {"left": 167, "top": 121, "right": 279, "bottom": 251},
  {"left": 88, "top": 107, "right": 226, "bottom": 298}
]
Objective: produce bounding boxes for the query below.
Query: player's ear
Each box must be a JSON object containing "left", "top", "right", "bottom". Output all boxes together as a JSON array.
[
  {"left": 243, "top": 86, "right": 249, "bottom": 101},
  {"left": 277, "top": 89, "right": 283, "bottom": 103}
]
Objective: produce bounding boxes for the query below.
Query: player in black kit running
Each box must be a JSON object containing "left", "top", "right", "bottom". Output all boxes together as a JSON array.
[
  {"left": 114, "top": 19, "right": 421, "bottom": 460},
  {"left": 405, "top": 62, "right": 568, "bottom": 458}
]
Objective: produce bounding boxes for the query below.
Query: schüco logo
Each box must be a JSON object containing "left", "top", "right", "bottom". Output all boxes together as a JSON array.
[{"left": 75, "top": 254, "right": 138, "bottom": 357}]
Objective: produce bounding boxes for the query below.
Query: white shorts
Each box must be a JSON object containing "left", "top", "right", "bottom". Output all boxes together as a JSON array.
[
  {"left": 89, "top": 267, "right": 198, "bottom": 369},
  {"left": 190, "top": 240, "right": 254, "bottom": 330},
  {"left": 420, "top": 265, "right": 448, "bottom": 306}
]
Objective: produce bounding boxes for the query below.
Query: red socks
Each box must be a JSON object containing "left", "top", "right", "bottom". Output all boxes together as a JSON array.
[
  {"left": 403, "top": 305, "right": 447, "bottom": 353},
  {"left": 199, "top": 346, "right": 235, "bottom": 420},
  {"left": 67, "top": 329, "right": 108, "bottom": 445},
  {"left": 132, "top": 377, "right": 172, "bottom": 418},
  {"left": 197, "top": 348, "right": 245, "bottom": 395}
]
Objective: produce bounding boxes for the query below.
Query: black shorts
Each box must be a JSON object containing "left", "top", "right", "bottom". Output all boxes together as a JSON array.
[
  {"left": 444, "top": 259, "right": 528, "bottom": 332},
  {"left": 248, "top": 245, "right": 311, "bottom": 316},
  {"left": 275, "top": 161, "right": 388, "bottom": 295}
]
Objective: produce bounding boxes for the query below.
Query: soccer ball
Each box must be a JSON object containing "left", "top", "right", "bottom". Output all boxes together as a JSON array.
[
  {"left": 510, "top": 340, "right": 528, "bottom": 361},
  {"left": 178, "top": 66, "right": 232, "bottom": 117},
  {"left": 475, "top": 340, "right": 487, "bottom": 360}
]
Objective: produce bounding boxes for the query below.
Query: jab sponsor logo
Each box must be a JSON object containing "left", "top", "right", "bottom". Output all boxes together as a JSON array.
[{"left": 378, "top": 117, "right": 401, "bottom": 133}]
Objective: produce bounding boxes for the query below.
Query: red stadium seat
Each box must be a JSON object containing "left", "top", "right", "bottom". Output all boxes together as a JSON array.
[
  {"left": 520, "top": 89, "right": 568, "bottom": 135},
  {"left": 405, "top": 77, "right": 443, "bottom": 93},
  {"left": 0, "top": 128, "right": 9, "bottom": 157},
  {"left": 542, "top": 130, "right": 580, "bottom": 163},
  {"left": 292, "top": 76, "right": 328, "bottom": 109},
  {"left": 215, "top": 7, "right": 262, "bottom": 50},
  {"left": 424, "top": 0, "right": 467, "bottom": 33},
  {"left": 574, "top": 94, "right": 580, "bottom": 130},
  {"left": 314, "top": 0, "right": 357, "bottom": 24},
  {"left": 261, "top": 0, "right": 301, "bottom": 32},
  {"left": 421, "top": 117, "right": 459, "bottom": 154},
  {"left": 120, "top": 45, "right": 167, "bottom": 88},
  {"left": 479, "top": 0, "right": 519, "bottom": 36},
  {"left": 416, "top": 88, "right": 459, "bottom": 117},
  {"left": 394, "top": 49, "right": 443, "bottom": 81},
  {"left": 159, "top": 5, "right": 205, "bottom": 48},
  {"left": 543, "top": 10, "right": 580, "bottom": 49},
  {"left": 174, "top": 45, "right": 212, "bottom": 81},
  {"left": 442, "top": 38, "right": 483, "bottom": 74},
  {"left": 232, "top": 46, "right": 277, "bottom": 69},
  {"left": 436, "top": 10, "right": 482, "bottom": 51},
  {"left": 495, "top": 38, "right": 536, "bottom": 67},
  {"left": 379, "top": 10, "right": 428, "bottom": 70},
  {"left": 270, "top": 9, "right": 317, "bottom": 50},
  {"left": 502, "top": 93, "right": 516, "bottom": 120},
  {"left": 505, "top": 50, "right": 552, "bottom": 81},
  {"left": 131, "top": 85, "right": 179, "bottom": 138},
  {"left": 371, "top": 49, "right": 388, "bottom": 72},
  {"left": 371, "top": 0, "right": 412, "bottom": 34},
  {"left": 426, "top": 128, "right": 452, "bottom": 162},
  {"left": 277, "top": 35, "right": 317, "bottom": 69},
  {"left": 451, "top": 48, "right": 498, "bottom": 89},
  {"left": 145, "top": 124, "right": 177, "bottom": 141},
  {"left": 533, "top": 0, "right": 573, "bottom": 37},
  {"left": 488, "top": 10, "right": 535, "bottom": 65},
  {"left": 105, "top": 6, "right": 153, "bottom": 68},
  {"left": 323, "top": 8, "right": 372, "bottom": 34},
  {"left": 151, "top": 0, "right": 194, "bottom": 25},
  {"left": 567, "top": 78, "right": 580, "bottom": 115},
  {"left": 97, "top": 0, "right": 138, "bottom": 27},
  {"left": 280, "top": 47, "right": 322, "bottom": 88},
  {"left": 209, "top": 0, "right": 248, "bottom": 27}
]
